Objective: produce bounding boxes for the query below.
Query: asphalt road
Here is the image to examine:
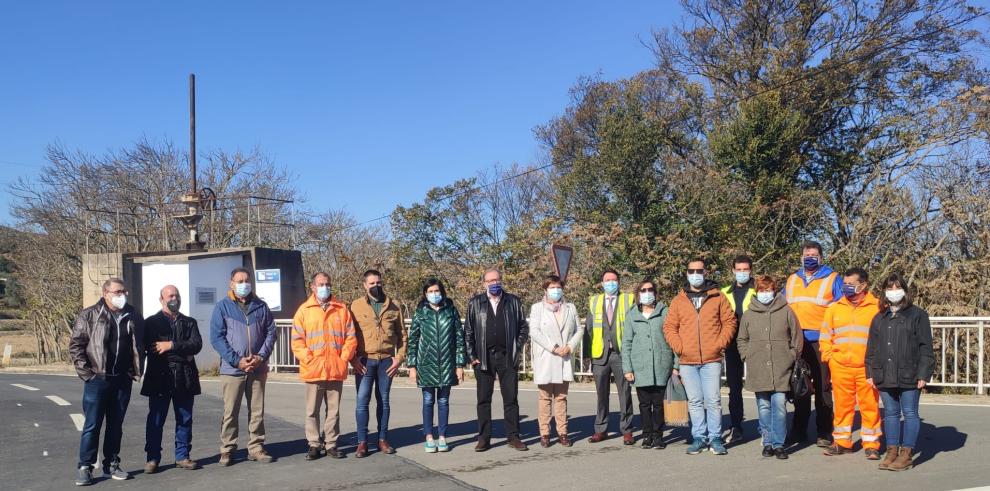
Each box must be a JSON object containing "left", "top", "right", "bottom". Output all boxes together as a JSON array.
[{"left": 2, "top": 371, "right": 989, "bottom": 490}]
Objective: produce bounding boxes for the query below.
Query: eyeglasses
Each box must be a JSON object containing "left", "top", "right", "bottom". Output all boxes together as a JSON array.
[
  {"left": 107, "top": 289, "right": 128, "bottom": 295},
  {"left": 639, "top": 287, "right": 656, "bottom": 293},
  {"left": 686, "top": 269, "right": 704, "bottom": 274}
]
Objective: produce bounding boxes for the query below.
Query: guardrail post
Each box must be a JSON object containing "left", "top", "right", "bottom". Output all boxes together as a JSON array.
[{"left": 979, "top": 320, "right": 985, "bottom": 396}]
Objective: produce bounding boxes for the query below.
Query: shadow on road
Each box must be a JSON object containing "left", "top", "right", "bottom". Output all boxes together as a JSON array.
[{"left": 913, "top": 420, "right": 966, "bottom": 467}]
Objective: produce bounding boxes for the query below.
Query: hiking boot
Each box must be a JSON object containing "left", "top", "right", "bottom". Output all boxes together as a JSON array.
[
  {"left": 822, "top": 444, "right": 853, "bottom": 456},
  {"left": 540, "top": 436, "right": 551, "bottom": 448},
  {"left": 709, "top": 437, "right": 728, "bottom": 455},
  {"left": 218, "top": 452, "right": 232, "bottom": 467},
  {"left": 144, "top": 461, "right": 159, "bottom": 474},
  {"left": 104, "top": 462, "right": 130, "bottom": 480},
  {"left": 865, "top": 448, "right": 881, "bottom": 460},
  {"left": 888, "top": 447, "right": 914, "bottom": 471},
  {"left": 75, "top": 466, "right": 93, "bottom": 486},
  {"left": 879, "top": 446, "right": 899, "bottom": 470},
  {"left": 306, "top": 446, "right": 322, "bottom": 460},
  {"left": 176, "top": 459, "right": 199, "bottom": 470},
  {"left": 774, "top": 447, "right": 789, "bottom": 460},
  {"left": 686, "top": 437, "right": 708, "bottom": 455},
  {"left": 326, "top": 446, "right": 344, "bottom": 459},
  {"left": 762, "top": 445, "right": 774, "bottom": 457},
  {"left": 247, "top": 449, "right": 273, "bottom": 463}
]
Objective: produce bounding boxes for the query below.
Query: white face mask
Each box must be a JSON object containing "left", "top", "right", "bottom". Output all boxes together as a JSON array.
[
  {"left": 110, "top": 294, "right": 127, "bottom": 310},
  {"left": 885, "top": 289, "right": 906, "bottom": 304},
  {"left": 756, "top": 291, "right": 775, "bottom": 305}
]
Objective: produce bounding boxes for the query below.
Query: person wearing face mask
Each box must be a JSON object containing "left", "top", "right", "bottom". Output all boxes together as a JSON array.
[
  {"left": 349, "top": 269, "right": 406, "bottom": 458},
  {"left": 290, "top": 272, "right": 357, "bottom": 461},
  {"left": 70, "top": 278, "right": 144, "bottom": 486},
  {"left": 465, "top": 267, "right": 530, "bottom": 451},
  {"left": 736, "top": 276, "right": 802, "bottom": 460},
  {"left": 621, "top": 279, "right": 676, "bottom": 449},
  {"left": 585, "top": 268, "right": 637, "bottom": 444},
  {"left": 407, "top": 278, "right": 466, "bottom": 453},
  {"left": 865, "top": 273, "right": 934, "bottom": 471},
  {"left": 210, "top": 267, "right": 278, "bottom": 466},
  {"left": 820, "top": 268, "right": 881, "bottom": 459},
  {"left": 785, "top": 240, "right": 844, "bottom": 447},
  {"left": 529, "top": 275, "right": 582, "bottom": 447},
  {"left": 719, "top": 255, "right": 756, "bottom": 444},
  {"left": 663, "top": 257, "right": 736, "bottom": 456},
  {"left": 141, "top": 285, "right": 203, "bottom": 474}
]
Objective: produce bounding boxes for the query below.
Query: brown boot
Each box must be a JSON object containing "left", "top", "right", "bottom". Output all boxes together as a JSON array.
[
  {"left": 355, "top": 442, "right": 369, "bottom": 458},
  {"left": 888, "top": 447, "right": 914, "bottom": 471},
  {"left": 878, "top": 446, "right": 899, "bottom": 470}
]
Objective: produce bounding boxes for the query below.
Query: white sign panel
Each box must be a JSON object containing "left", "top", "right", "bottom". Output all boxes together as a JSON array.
[{"left": 255, "top": 269, "right": 282, "bottom": 312}]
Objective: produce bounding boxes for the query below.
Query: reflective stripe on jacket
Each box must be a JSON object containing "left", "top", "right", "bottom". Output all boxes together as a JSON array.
[
  {"left": 820, "top": 293, "right": 880, "bottom": 368},
  {"left": 290, "top": 294, "right": 357, "bottom": 382}
]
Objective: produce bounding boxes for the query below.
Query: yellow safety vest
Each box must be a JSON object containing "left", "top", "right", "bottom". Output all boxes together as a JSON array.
[
  {"left": 720, "top": 284, "right": 755, "bottom": 315},
  {"left": 588, "top": 293, "right": 635, "bottom": 358}
]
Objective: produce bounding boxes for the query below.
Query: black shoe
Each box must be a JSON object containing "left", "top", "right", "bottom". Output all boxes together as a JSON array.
[
  {"left": 306, "top": 446, "right": 322, "bottom": 460},
  {"left": 75, "top": 466, "right": 93, "bottom": 486},
  {"left": 762, "top": 445, "right": 774, "bottom": 457},
  {"left": 726, "top": 426, "right": 744, "bottom": 444},
  {"left": 785, "top": 433, "right": 808, "bottom": 446},
  {"left": 641, "top": 436, "right": 654, "bottom": 449},
  {"left": 654, "top": 435, "right": 667, "bottom": 449},
  {"left": 775, "top": 447, "right": 789, "bottom": 460}
]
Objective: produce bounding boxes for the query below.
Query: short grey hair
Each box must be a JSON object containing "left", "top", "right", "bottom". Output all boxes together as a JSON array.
[
  {"left": 101, "top": 277, "right": 125, "bottom": 292},
  {"left": 481, "top": 267, "right": 501, "bottom": 282}
]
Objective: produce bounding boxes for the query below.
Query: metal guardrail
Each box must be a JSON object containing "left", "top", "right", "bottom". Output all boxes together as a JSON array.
[{"left": 270, "top": 316, "right": 989, "bottom": 395}]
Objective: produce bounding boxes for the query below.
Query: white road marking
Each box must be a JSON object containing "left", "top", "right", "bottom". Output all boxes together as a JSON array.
[
  {"left": 33, "top": 423, "right": 39, "bottom": 427},
  {"left": 11, "top": 383, "right": 39, "bottom": 391},
  {"left": 70, "top": 414, "right": 85, "bottom": 431},
  {"left": 42, "top": 450, "right": 48, "bottom": 456},
  {"left": 45, "top": 395, "right": 71, "bottom": 406},
  {"left": 16, "top": 403, "right": 22, "bottom": 407}
]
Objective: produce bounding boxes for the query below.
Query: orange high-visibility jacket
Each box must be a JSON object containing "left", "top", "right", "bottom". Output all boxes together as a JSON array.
[
  {"left": 786, "top": 271, "right": 840, "bottom": 335},
  {"left": 291, "top": 294, "right": 358, "bottom": 382},
  {"left": 820, "top": 293, "right": 880, "bottom": 368}
]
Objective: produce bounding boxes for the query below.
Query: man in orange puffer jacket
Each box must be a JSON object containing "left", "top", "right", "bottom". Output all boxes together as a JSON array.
[{"left": 291, "top": 272, "right": 357, "bottom": 460}]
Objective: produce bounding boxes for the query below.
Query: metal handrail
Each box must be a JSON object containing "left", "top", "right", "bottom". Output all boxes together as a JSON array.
[{"left": 269, "top": 316, "right": 988, "bottom": 395}]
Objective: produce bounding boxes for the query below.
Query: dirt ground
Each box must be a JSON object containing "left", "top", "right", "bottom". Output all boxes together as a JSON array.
[{"left": 0, "top": 329, "right": 36, "bottom": 366}]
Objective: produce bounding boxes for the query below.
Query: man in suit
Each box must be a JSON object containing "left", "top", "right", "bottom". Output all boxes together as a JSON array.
[{"left": 586, "top": 269, "right": 636, "bottom": 444}]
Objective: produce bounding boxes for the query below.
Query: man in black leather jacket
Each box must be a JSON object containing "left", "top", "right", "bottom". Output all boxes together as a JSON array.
[
  {"left": 141, "top": 285, "right": 203, "bottom": 473},
  {"left": 465, "top": 267, "right": 529, "bottom": 452}
]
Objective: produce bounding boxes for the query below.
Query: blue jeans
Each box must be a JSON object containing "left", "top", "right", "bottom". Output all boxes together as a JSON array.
[
  {"left": 78, "top": 375, "right": 132, "bottom": 469},
  {"left": 755, "top": 391, "right": 787, "bottom": 448},
  {"left": 422, "top": 386, "right": 452, "bottom": 438},
  {"left": 145, "top": 393, "right": 195, "bottom": 462},
  {"left": 880, "top": 388, "right": 921, "bottom": 448},
  {"left": 355, "top": 357, "right": 393, "bottom": 443},
  {"left": 680, "top": 362, "right": 723, "bottom": 440}
]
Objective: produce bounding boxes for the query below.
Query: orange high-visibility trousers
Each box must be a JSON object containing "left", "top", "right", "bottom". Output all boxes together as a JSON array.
[{"left": 830, "top": 362, "right": 882, "bottom": 449}]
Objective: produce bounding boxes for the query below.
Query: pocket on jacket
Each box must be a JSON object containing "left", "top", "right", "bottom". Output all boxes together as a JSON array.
[{"left": 301, "top": 356, "right": 326, "bottom": 380}]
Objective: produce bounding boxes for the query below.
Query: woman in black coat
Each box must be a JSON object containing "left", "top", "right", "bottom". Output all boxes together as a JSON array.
[{"left": 865, "top": 273, "right": 934, "bottom": 472}]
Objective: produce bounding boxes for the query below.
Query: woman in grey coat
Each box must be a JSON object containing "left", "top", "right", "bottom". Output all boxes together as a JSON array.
[
  {"left": 622, "top": 278, "right": 677, "bottom": 449},
  {"left": 737, "top": 275, "right": 802, "bottom": 460}
]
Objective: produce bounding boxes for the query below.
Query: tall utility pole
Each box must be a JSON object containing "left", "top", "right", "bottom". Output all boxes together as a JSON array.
[{"left": 175, "top": 73, "right": 206, "bottom": 251}]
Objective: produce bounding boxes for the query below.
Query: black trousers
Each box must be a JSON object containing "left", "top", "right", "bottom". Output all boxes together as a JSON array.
[
  {"left": 724, "top": 340, "right": 745, "bottom": 430},
  {"left": 476, "top": 349, "right": 520, "bottom": 441},
  {"left": 791, "top": 340, "right": 834, "bottom": 440},
  {"left": 635, "top": 385, "right": 666, "bottom": 437}
]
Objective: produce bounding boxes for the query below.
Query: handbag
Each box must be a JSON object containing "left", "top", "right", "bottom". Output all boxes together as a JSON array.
[
  {"left": 788, "top": 358, "right": 813, "bottom": 403},
  {"left": 664, "top": 373, "right": 689, "bottom": 427}
]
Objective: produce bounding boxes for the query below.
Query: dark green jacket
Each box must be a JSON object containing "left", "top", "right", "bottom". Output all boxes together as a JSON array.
[
  {"left": 621, "top": 304, "right": 678, "bottom": 388},
  {"left": 407, "top": 299, "right": 466, "bottom": 388}
]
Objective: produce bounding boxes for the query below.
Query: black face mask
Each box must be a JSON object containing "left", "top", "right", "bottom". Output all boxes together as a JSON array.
[
  {"left": 369, "top": 286, "right": 385, "bottom": 302},
  {"left": 166, "top": 300, "right": 181, "bottom": 314}
]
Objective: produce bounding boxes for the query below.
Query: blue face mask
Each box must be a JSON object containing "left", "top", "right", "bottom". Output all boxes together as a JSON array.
[
  {"left": 602, "top": 281, "right": 619, "bottom": 295},
  {"left": 547, "top": 287, "right": 563, "bottom": 302},
  {"left": 687, "top": 273, "right": 705, "bottom": 288},
  {"left": 487, "top": 283, "right": 503, "bottom": 296},
  {"left": 316, "top": 285, "right": 331, "bottom": 301},
  {"left": 639, "top": 292, "right": 656, "bottom": 305},
  {"left": 426, "top": 292, "right": 443, "bottom": 305},
  {"left": 842, "top": 283, "right": 861, "bottom": 299},
  {"left": 757, "top": 291, "right": 775, "bottom": 305},
  {"left": 735, "top": 271, "right": 751, "bottom": 284},
  {"left": 234, "top": 283, "right": 251, "bottom": 298},
  {"left": 803, "top": 256, "right": 820, "bottom": 271}
]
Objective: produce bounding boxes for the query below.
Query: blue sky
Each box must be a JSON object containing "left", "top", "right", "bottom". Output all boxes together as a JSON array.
[{"left": 0, "top": 1, "right": 672, "bottom": 224}]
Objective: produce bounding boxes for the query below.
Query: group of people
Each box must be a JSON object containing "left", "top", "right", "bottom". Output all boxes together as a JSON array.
[{"left": 67, "top": 241, "right": 936, "bottom": 486}]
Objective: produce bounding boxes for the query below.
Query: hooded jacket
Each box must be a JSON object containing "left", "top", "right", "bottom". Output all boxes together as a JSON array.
[
  {"left": 662, "top": 280, "right": 737, "bottom": 365},
  {"left": 737, "top": 293, "right": 803, "bottom": 392}
]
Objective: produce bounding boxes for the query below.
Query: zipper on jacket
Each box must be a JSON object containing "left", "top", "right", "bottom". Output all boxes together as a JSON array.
[{"left": 241, "top": 302, "right": 253, "bottom": 357}]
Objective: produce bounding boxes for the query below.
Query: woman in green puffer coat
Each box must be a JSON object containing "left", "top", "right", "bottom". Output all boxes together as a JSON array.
[{"left": 406, "top": 278, "right": 466, "bottom": 453}]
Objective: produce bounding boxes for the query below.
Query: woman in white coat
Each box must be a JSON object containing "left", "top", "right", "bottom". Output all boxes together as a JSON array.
[{"left": 529, "top": 274, "right": 583, "bottom": 448}]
